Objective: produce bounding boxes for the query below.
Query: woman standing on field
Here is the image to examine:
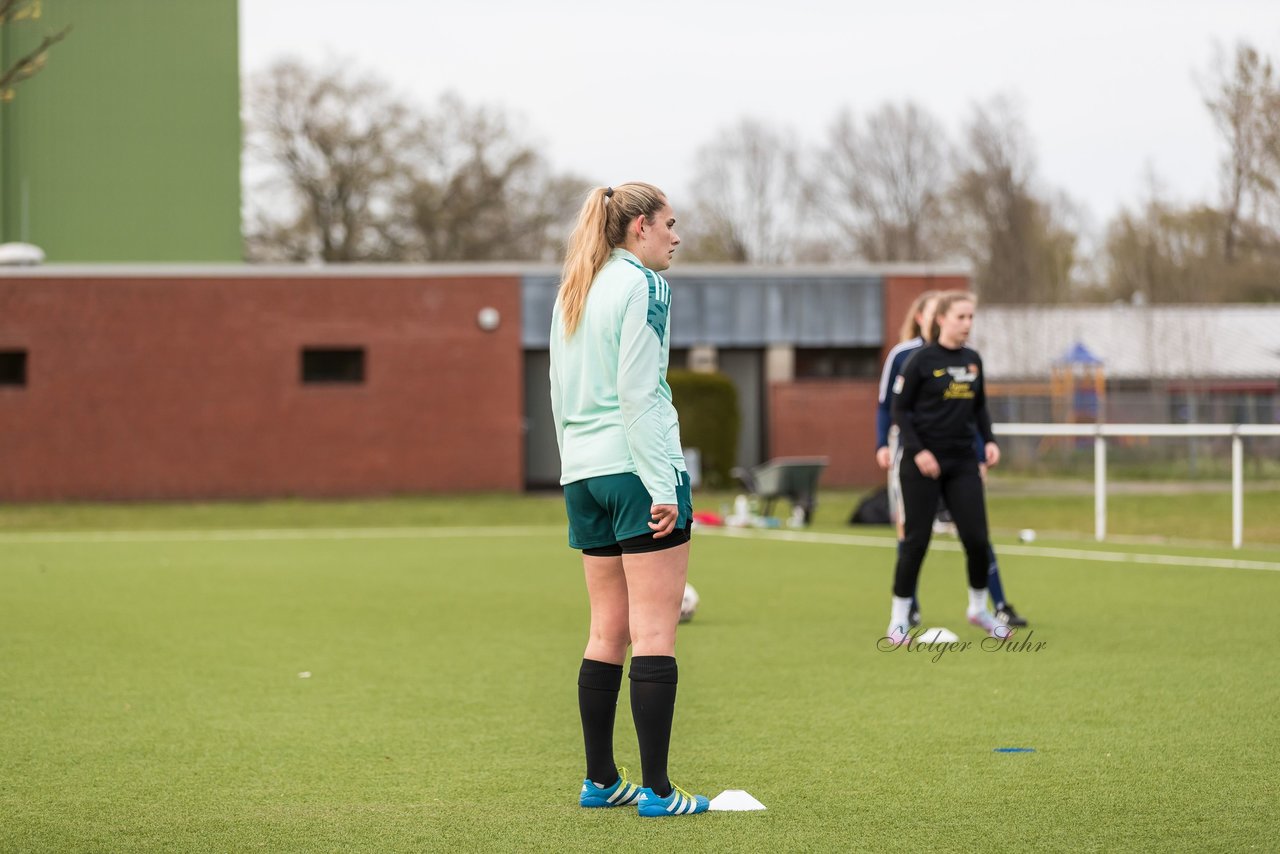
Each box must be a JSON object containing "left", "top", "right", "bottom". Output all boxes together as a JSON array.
[
  {"left": 875, "top": 289, "right": 939, "bottom": 627},
  {"left": 875, "top": 291, "right": 1028, "bottom": 630},
  {"left": 886, "top": 291, "right": 1013, "bottom": 645},
  {"left": 549, "top": 183, "right": 709, "bottom": 818}
]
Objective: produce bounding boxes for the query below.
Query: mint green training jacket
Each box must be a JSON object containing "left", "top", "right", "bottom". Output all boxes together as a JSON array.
[{"left": 549, "top": 248, "right": 685, "bottom": 505}]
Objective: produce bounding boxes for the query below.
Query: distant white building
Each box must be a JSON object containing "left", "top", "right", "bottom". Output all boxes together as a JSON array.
[
  {"left": 974, "top": 305, "right": 1280, "bottom": 381},
  {"left": 970, "top": 305, "right": 1280, "bottom": 424}
]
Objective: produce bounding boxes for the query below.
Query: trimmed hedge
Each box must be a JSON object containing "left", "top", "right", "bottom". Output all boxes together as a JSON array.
[{"left": 668, "top": 369, "right": 740, "bottom": 488}]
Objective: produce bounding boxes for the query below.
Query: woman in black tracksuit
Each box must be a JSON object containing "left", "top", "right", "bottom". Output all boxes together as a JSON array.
[{"left": 885, "top": 291, "right": 1012, "bottom": 643}]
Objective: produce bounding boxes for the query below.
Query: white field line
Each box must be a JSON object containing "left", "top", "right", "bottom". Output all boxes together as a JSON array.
[
  {"left": 700, "top": 527, "right": 1280, "bottom": 573},
  {"left": 0, "top": 525, "right": 563, "bottom": 545},
  {"left": 2, "top": 523, "right": 1277, "bottom": 573}
]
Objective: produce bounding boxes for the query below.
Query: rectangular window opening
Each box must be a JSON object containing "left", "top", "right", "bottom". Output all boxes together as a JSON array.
[
  {"left": 794, "top": 347, "right": 880, "bottom": 380},
  {"left": 0, "top": 350, "right": 27, "bottom": 387},
  {"left": 301, "top": 347, "right": 365, "bottom": 385}
]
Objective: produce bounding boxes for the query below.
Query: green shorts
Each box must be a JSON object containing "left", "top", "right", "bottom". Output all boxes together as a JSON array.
[{"left": 563, "top": 468, "right": 692, "bottom": 552}]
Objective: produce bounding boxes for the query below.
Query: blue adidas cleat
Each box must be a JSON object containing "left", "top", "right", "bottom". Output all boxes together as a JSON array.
[
  {"left": 636, "top": 783, "right": 710, "bottom": 817},
  {"left": 579, "top": 766, "right": 643, "bottom": 808}
]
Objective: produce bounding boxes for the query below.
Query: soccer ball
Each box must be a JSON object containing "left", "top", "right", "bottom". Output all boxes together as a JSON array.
[{"left": 680, "top": 583, "right": 700, "bottom": 623}]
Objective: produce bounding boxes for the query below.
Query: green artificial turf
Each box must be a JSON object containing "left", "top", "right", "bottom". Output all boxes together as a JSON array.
[
  {"left": 3, "top": 486, "right": 1279, "bottom": 547},
  {"left": 2, "top": 503, "right": 1278, "bottom": 851}
]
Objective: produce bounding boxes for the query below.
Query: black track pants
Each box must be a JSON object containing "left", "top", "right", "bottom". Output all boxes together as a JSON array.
[{"left": 893, "top": 453, "right": 991, "bottom": 597}]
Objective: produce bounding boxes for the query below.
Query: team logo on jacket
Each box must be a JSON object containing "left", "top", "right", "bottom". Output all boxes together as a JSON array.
[{"left": 942, "top": 364, "right": 978, "bottom": 400}]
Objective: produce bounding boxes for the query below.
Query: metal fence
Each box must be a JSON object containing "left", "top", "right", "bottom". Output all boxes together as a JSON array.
[{"left": 995, "top": 423, "right": 1280, "bottom": 549}]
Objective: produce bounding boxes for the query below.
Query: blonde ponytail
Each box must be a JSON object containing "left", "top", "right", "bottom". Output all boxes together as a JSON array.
[
  {"left": 558, "top": 182, "right": 666, "bottom": 337},
  {"left": 899, "top": 289, "right": 941, "bottom": 342}
]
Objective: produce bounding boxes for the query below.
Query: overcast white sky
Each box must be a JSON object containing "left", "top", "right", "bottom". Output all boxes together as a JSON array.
[{"left": 240, "top": 0, "right": 1279, "bottom": 228}]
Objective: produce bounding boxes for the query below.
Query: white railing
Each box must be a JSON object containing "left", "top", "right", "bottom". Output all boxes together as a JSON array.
[{"left": 994, "top": 423, "right": 1280, "bottom": 549}]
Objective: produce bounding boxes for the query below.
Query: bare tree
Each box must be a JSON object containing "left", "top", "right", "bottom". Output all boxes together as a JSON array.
[
  {"left": 1096, "top": 46, "right": 1280, "bottom": 306},
  {"left": 245, "top": 63, "right": 587, "bottom": 263},
  {"left": 244, "top": 59, "right": 420, "bottom": 262},
  {"left": 401, "top": 94, "right": 587, "bottom": 261},
  {"left": 946, "top": 95, "right": 1080, "bottom": 303},
  {"left": 684, "top": 118, "right": 810, "bottom": 264},
  {"left": 1201, "top": 42, "right": 1280, "bottom": 263},
  {"left": 0, "top": 0, "right": 70, "bottom": 102},
  {"left": 1104, "top": 167, "right": 1280, "bottom": 304},
  {"left": 821, "top": 102, "right": 950, "bottom": 261},
  {"left": 1105, "top": 200, "right": 1224, "bottom": 303}
]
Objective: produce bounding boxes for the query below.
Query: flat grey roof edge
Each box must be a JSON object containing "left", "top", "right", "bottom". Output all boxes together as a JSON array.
[
  {"left": 0, "top": 263, "right": 553, "bottom": 278},
  {"left": 0, "top": 260, "right": 972, "bottom": 279},
  {"left": 667, "top": 261, "right": 971, "bottom": 277}
]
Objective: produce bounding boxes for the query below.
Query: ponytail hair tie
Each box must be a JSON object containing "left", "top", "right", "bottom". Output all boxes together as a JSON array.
[{"left": 604, "top": 187, "right": 614, "bottom": 199}]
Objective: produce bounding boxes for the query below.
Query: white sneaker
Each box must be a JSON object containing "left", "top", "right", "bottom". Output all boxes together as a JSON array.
[{"left": 968, "top": 610, "right": 1013, "bottom": 639}]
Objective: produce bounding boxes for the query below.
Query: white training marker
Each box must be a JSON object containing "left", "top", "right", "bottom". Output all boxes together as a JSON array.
[
  {"left": 298, "top": 672, "right": 312, "bottom": 679},
  {"left": 709, "top": 789, "right": 766, "bottom": 811},
  {"left": 915, "top": 627, "right": 960, "bottom": 643}
]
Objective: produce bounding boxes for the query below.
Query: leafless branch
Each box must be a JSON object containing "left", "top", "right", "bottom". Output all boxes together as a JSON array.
[{"left": 0, "top": 24, "right": 71, "bottom": 93}]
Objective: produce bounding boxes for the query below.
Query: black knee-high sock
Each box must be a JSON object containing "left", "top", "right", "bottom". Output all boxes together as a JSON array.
[
  {"left": 629, "top": 655, "right": 678, "bottom": 797},
  {"left": 578, "top": 659, "right": 623, "bottom": 785}
]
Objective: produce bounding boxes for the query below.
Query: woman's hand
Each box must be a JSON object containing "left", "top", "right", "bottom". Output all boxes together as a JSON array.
[
  {"left": 914, "top": 450, "right": 940, "bottom": 479},
  {"left": 875, "top": 446, "right": 892, "bottom": 470},
  {"left": 649, "top": 503, "right": 678, "bottom": 537},
  {"left": 985, "top": 442, "right": 1000, "bottom": 468}
]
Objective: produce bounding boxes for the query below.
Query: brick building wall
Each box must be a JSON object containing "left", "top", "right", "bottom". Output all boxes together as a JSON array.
[
  {"left": 767, "top": 380, "right": 880, "bottom": 486},
  {"left": 764, "top": 273, "right": 972, "bottom": 490},
  {"left": 0, "top": 272, "right": 523, "bottom": 500},
  {"left": 879, "top": 274, "right": 970, "bottom": 365}
]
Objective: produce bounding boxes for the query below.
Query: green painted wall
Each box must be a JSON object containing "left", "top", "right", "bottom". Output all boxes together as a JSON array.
[{"left": 0, "top": 0, "right": 240, "bottom": 261}]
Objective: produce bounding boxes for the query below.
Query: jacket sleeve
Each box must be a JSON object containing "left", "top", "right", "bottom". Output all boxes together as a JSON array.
[
  {"left": 617, "top": 276, "right": 678, "bottom": 505},
  {"left": 974, "top": 353, "right": 996, "bottom": 446},
  {"left": 548, "top": 314, "right": 565, "bottom": 462},
  {"left": 892, "top": 350, "right": 924, "bottom": 455},
  {"left": 875, "top": 350, "right": 897, "bottom": 450}
]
